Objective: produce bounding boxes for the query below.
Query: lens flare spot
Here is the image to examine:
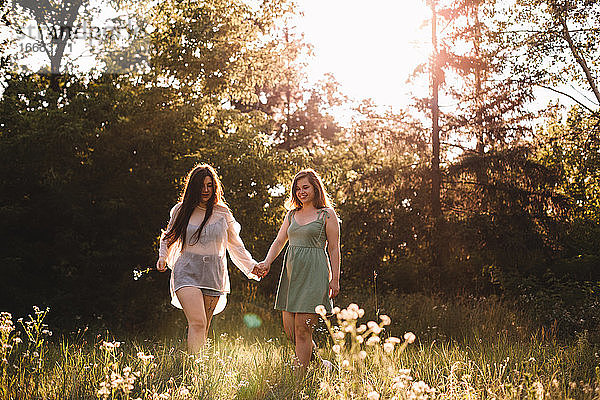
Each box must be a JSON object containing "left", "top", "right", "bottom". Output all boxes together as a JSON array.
[{"left": 243, "top": 313, "right": 262, "bottom": 329}]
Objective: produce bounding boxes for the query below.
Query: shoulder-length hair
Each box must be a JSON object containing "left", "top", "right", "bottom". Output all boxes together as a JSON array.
[
  {"left": 163, "top": 164, "right": 228, "bottom": 249},
  {"left": 285, "top": 168, "right": 334, "bottom": 210}
]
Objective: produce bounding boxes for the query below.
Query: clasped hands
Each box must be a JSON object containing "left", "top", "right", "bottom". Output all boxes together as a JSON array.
[{"left": 251, "top": 261, "right": 270, "bottom": 279}]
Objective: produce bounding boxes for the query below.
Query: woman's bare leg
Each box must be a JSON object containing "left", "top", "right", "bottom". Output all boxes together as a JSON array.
[
  {"left": 176, "top": 287, "right": 210, "bottom": 353},
  {"left": 294, "top": 313, "right": 317, "bottom": 376},
  {"left": 282, "top": 311, "right": 295, "bottom": 341},
  {"left": 203, "top": 294, "right": 219, "bottom": 337}
]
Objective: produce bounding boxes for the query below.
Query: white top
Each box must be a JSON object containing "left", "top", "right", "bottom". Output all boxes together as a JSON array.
[{"left": 159, "top": 202, "right": 259, "bottom": 314}]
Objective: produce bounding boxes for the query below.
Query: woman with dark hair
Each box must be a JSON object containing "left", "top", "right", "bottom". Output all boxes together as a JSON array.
[
  {"left": 157, "top": 164, "right": 261, "bottom": 352},
  {"left": 256, "top": 168, "right": 341, "bottom": 376}
]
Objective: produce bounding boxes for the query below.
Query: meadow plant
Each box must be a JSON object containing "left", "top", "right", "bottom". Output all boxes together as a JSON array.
[
  {"left": 315, "top": 303, "right": 435, "bottom": 400},
  {"left": 0, "top": 306, "right": 52, "bottom": 398},
  {"left": 1, "top": 299, "right": 600, "bottom": 399}
]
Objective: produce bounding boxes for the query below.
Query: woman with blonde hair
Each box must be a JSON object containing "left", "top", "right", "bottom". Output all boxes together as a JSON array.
[
  {"left": 257, "top": 168, "right": 341, "bottom": 376},
  {"left": 157, "top": 164, "right": 261, "bottom": 352}
]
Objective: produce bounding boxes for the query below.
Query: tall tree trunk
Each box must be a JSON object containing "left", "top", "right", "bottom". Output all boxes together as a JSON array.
[
  {"left": 430, "top": 1, "right": 443, "bottom": 288},
  {"left": 431, "top": 2, "right": 441, "bottom": 220}
]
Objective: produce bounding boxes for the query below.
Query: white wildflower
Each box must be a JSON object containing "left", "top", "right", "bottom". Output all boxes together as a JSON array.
[
  {"left": 315, "top": 305, "right": 327, "bottom": 317},
  {"left": 404, "top": 332, "right": 416, "bottom": 344},
  {"left": 367, "top": 391, "right": 380, "bottom": 400}
]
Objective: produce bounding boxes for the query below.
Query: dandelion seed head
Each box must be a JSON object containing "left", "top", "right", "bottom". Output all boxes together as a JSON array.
[
  {"left": 384, "top": 342, "right": 394, "bottom": 353},
  {"left": 388, "top": 336, "right": 401, "bottom": 344},
  {"left": 366, "top": 336, "right": 380, "bottom": 346},
  {"left": 315, "top": 305, "right": 327, "bottom": 317},
  {"left": 333, "top": 331, "right": 345, "bottom": 340},
  {"left": 367, "top": 391, "right": 380, "bottom": 400},
  {"left": 404, "top": 332, "right": 416, "bottom": 344}
]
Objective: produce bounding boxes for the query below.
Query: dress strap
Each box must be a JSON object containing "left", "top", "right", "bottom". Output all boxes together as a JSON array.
[{"left": 316, "top": 209, "right": 328, "bottom": 241}]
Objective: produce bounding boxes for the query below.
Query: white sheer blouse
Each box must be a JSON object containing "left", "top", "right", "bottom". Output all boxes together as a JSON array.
[{"left": 159, "top": 203, "right": 259, "bottom": 314}]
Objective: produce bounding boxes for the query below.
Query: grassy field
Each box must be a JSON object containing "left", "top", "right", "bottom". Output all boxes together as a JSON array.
[{"left": 1, "top": 292, "right": 599, "bottom": 399}]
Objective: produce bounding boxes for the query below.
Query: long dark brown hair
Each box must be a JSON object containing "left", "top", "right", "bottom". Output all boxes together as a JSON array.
[
  {"left": 163, "top": 164, "right": 227, "bottom": 250},
  {"left": 285, "top": 168, "right": 333, "bottom": 210}
]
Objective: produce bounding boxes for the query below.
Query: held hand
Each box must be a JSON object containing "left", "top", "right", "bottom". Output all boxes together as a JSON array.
[
  {"left": 251, "top": 264, "right": 263, "bottom": 278},
  {"left": 255, "top": 261, "right": 271, "bottom": 279},
  {"left": 329, "top": 279, "right": 340, "bottom": 298},
  {"left": 156, "top": 257, "right": 167, "bottom": 272}
]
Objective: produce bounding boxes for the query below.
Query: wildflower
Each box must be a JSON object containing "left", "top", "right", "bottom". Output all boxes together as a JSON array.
[
  {"left": 404, "top": 332, "right": 416, "bottom": 344},
  {"left": 384, "top": 342, "right": 394, "bottom": 353},
  {"left": 13, "top": 337, "right": 22, "bottom": 344},
  {"left": 332, "top": 344, "right": 341, "bottom": 354},
  {"left": 388, "top": 336, "right": 401, "bottom": 344},
  {"left": 392, "top": 376, "right": 409, "bottom": 390},
  {"left": 366, "top": 336, "right": 380, "bottom": 346},
  {"left": 356, "top": 335, "right": 364, "bottom": 344},
  {"left": 101, "top": 341, "right": 121, "bottom": 350},
  {"left": 320, "top": 381, "right": 329, "bottom": 390},
  {"left": 333, "top": 330, "right": 345, "bottom": 340},
  {"left": 137, "top": 351, "right": 155, "bottom": 362},
  {"left": 380, "top": 315, "right": 391, "bottom": 326},
  {"left": 358, "top": 308, "right": 365, "bottom": 318},
  {"left": 359, "top": 350, "right": 367, "bottom": 359},
  {"left": 339, "top": 309, "right": 358, "bottom": 320},
  {"left": 341, "top": 359, "right": 350, "bottom": 369},
  {"left": 178, "top": 386, "right": 191, "bottom": 397},
  {"left": 533, "top": 382, "right": 544, "bottom": 400},
  {"left": 410, "top": 380, "right": 434, "bottom": 399},
  {"left": 315, "top": 305, "right": 327, "bottom": 317},
  {"left": 357, "top": 324, "right": 367, "bottom": 334},
  {"left": 97, "top": 382, "right": 111, "bottom": 398},
  {"left": 367, "top": 321, "right": 382, "bottom": 334},
  {"left": 332, "top": 307, "right": 341, "bottom": 314},
  {"left": 367, "top": 391, "right": 380, "bottom": 400}
]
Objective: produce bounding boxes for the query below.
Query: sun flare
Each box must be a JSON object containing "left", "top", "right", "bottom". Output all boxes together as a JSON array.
[{"left": 297, "top": 0, "right": 431, "bottom": 109}]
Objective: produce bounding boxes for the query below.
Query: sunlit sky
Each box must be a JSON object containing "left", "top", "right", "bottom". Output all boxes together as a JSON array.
[{"left": 296, "top": 0, "right": 431, "bottom": 109}]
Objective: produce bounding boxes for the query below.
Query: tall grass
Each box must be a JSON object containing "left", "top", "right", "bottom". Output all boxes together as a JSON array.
[{"left": 1, "top": 294, "right": 599, "bottom": 399}]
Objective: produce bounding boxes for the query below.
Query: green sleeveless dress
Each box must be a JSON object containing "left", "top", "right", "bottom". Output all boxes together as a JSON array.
[{"left": 275, "top": 209, "right": 334, "bottom": 314}]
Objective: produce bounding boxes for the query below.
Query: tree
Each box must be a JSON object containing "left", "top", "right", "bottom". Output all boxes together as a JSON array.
[{"left": 508, "top": 0, "right": 600, "bottom": 110}]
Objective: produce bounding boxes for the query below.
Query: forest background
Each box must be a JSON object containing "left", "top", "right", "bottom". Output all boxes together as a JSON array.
[{"left": 0, "top": 0, "right": 599, "bottom": 342}]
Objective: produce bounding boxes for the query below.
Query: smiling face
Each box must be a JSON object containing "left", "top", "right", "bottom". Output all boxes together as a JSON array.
[
  {"left": 295, "top": 177, "right": 315, "bottom": 206},
  {"left": 199, "top": 175, "right": 214, "bottom": 205}
]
